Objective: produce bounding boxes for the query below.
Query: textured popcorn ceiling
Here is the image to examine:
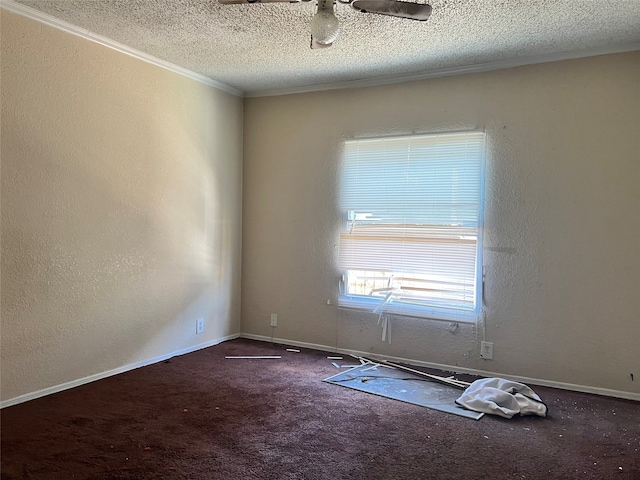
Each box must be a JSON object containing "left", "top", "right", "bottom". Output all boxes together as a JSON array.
[{"left": 11, "top": 0, "right": 640, "bottom": 95}]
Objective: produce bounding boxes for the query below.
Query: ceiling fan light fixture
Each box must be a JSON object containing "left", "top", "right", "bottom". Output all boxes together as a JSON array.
[{"left": 310, "top": 1, "right": 340, "bottom": 45}]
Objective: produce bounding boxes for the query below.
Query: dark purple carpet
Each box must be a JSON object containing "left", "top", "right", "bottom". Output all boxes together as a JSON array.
[{"left": 2, "top": 338, "right": 639, "bottom": 479}]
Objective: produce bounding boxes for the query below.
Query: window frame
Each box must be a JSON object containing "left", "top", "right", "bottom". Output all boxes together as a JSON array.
[{"left": 337, "top": 130, "right": 486, "bottom": 324}]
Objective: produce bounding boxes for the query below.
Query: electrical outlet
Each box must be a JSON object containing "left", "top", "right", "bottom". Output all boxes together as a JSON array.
[
  {"left": 481, "top": 341, "right": 493, "bottom": 360},
  {"left": 196, "top": 318, "right": 204, "bottom": 335},
  {"left": 270, "top": 314, "right": 278, "bottom": 327}
]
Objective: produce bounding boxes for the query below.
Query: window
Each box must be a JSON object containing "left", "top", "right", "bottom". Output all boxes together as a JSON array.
[{"left": 338, "top": 131, "right": 485, "bottom": 323}]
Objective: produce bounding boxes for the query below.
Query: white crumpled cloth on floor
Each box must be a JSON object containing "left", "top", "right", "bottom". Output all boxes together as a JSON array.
[{"left": 455, "top": 377, "right": 548, "bottom": 419}]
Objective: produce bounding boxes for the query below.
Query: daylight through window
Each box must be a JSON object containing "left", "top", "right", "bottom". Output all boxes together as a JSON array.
[{"left": 338, "top": 131, "right": 485, "bottom": 322}]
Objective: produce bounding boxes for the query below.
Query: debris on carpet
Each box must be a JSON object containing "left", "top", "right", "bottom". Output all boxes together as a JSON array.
[
  {"left": 324, "top": 359, "right": 483, "bottom": 420},
  {"left": 455, "top": 377, "right": 548, "bottom": 418}
]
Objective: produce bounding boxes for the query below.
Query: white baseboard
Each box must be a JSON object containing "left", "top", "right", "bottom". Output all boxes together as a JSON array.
[
  {"left": 0, "top": 333, "right": 240, "bottom": 409},
  {"left": 3, "top": 332, "right": 637, "bottom": 408},
  {"left": 240, "top": 333, "right": 341, "bottom": 355},
  {"left": 240, "top": 333, "right": 640, "bottom": 402}
]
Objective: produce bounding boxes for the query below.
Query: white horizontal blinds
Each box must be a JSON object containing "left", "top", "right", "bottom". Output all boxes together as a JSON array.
[
  {"left": 339, "top": 131, "right": 484, "bottom": 315},
  {"left": 339, "top": 226, "right": 477, "bottom": 276}
]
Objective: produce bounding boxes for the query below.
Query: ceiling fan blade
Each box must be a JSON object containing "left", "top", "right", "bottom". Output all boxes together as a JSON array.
[
  {"left": 218, "top": 0, "right": 300, "bottom": 4},
  {"left": 351, "top": 0, "right": 432, "bottom": 21},
  {"left": 311, "top": 35, "right": 333, "bottom": 49}
]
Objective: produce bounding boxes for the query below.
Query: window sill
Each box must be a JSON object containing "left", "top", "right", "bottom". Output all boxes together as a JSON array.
[{"left": 337, "top": 295, "right": 479, "bottom": 324}]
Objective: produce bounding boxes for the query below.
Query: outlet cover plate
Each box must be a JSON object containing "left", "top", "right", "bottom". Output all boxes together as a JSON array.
[
  {"left": 481, "top": 341, "right": 493, "bottom": 359},
  {"left": 196, "top": 318, "right": 204, "bottom": 334}
]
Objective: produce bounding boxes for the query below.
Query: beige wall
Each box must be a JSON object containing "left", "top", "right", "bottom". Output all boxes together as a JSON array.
[
  {"left": 242, "top": 52, "right": 640, "bottom": 395},
  {"left": 1, "top": 11, "right": 243, "bottom": 402},
  {"left": 2, "top": 6, "right": 638, "bottom": 404}
]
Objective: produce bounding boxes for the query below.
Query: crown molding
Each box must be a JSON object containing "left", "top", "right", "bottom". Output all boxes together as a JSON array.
[
  {"left": 3, "top": 1, "right": 638, "bottom": 105},
  {"left": 245, "top": 42, "right": 640, "bottom": 98},
  {"left": 0, "top": 0, "right": 244, "bottom": 97}
]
